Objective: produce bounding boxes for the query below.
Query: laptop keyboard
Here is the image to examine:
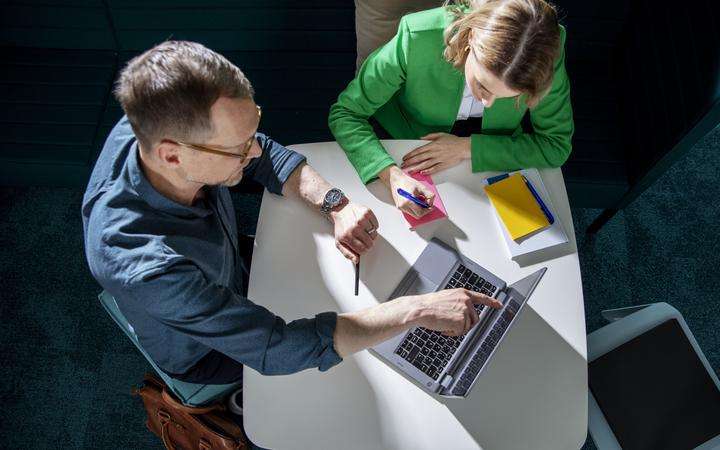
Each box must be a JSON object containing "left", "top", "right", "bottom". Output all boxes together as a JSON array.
[
  {"left": 451, "top": 298, "right": 521, "bottom": 396},
  {"left": 394, "top": 264, "right": 498, "bottom": 381}
]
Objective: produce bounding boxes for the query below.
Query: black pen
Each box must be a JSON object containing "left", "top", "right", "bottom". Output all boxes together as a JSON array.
[{"left": 354, "top": 259, "right": 360, "bottom": 296}]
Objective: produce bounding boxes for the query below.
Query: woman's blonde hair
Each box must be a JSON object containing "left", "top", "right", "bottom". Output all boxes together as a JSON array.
[{"left": 444, "top": 0, "right": 560, "bottom": 108}]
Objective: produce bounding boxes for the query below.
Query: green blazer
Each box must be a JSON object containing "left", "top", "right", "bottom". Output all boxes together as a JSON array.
[{"left": 329, "top": 7, "right": 574, "bottom": 184}]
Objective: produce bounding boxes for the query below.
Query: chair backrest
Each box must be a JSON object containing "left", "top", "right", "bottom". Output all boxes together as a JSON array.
[{"left": 97, "top": 290, "right": 241, "bottom": 406}]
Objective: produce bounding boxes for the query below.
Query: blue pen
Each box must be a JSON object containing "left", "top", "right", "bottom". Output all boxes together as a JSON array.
[
  {"left": 397, "top": 188, "right": 431, "bottom": 209},
  {"left": 486, "top": 173, "right": 510, "bottom": 185},
  {"left": 521, "top": 175, "right": 554, "bottom": 225}
]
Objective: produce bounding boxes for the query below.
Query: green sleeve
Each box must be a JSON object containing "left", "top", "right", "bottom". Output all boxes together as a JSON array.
[
  {"left": 470, "top": 30, "right": 574, "bottom": 172},
  {"left": 328, "top": 17, "right": 411, "bottom": 184}
]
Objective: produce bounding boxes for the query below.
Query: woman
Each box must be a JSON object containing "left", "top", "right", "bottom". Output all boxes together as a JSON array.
[{"left": 329, "top": 0, "right": 573, "bottom": 218}]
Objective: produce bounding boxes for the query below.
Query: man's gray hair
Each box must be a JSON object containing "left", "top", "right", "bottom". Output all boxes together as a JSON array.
[{"left": 114, "top": 40, "right": 254, "bottom": 150}]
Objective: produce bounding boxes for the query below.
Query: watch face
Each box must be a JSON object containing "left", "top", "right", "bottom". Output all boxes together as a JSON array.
[{"left": 327, "top": 189, "right": 342, "bottom": 205}]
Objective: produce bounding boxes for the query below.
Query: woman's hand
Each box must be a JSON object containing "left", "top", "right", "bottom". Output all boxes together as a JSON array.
[
  {"left": 378, "top": 165, "right": 435, "bottom": 219},
  {"left": 400, "top": 132, "right": 471, "bottom": 175}
]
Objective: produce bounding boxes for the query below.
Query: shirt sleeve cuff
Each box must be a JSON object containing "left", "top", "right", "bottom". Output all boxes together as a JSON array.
[
  {"left": 361, "top": 157, "right": 396, "bottom": 184},
  {"left": 314, "top": 311, "right": 343, "bottom": 371},
  {"left": 275, "top": 151, "right": 307, "bottom": 191},
  {"left": 470, "top": 133, "right": 485, "bottom": 173}
]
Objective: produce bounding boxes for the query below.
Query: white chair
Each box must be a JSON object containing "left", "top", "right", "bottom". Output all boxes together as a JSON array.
[{"left": 588, "top": 303, "right": 720, "bottom": 449}]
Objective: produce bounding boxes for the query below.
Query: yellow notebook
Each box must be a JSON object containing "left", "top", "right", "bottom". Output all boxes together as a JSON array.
[{"left": 484, "top": 173, "right": 550, "bottom": 241}]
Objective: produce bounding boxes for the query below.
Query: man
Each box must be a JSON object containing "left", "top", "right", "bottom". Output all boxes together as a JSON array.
[{"left": 82, "top": 41, "right": 500, "bottom": 386}]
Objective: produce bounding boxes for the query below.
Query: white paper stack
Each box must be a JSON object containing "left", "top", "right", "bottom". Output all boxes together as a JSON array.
[{"left": 486, "top": 168, "right": 569, "bottom": 263}]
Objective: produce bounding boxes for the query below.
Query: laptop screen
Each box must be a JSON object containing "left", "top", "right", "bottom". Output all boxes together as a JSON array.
[{"left": 589, "top": 319, "right": 720, "bottom": 450}]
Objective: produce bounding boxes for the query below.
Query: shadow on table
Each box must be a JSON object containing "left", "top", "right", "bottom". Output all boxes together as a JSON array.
[
  {"left": 349, "top": 242, "right": 587, "bottom": 449},
  {"left": 438, "top": 304, "right": 588, "bottom": 449},
  {"left": 352, "top": 232, "right": 411, "bottom": 303}
]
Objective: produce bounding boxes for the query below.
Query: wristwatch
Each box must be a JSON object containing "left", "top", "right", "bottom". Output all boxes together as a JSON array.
[{"left": 320, "top": 188, "right": 347, "bottom": 215}]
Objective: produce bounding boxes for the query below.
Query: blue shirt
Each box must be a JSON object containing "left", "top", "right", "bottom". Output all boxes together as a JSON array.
[{"left": 82, "top": 117, "right": 343, "bottom": 376}]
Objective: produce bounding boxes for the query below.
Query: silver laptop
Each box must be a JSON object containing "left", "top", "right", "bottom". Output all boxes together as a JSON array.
[{"left": 373, "top": 238, "right": 546, "bottom": 398}]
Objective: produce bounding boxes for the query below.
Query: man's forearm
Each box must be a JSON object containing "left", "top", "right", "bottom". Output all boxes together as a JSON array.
[
  {"left": 332, "top": 296, "right": 420, "bottom": 358},
  {"left": 282, "top": 162, "right": 332, "bottom": 210}
]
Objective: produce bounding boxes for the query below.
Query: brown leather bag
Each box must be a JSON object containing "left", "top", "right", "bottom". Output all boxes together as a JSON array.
[{"left": 132, "top": 373, "right": 247, "bottom": 450}]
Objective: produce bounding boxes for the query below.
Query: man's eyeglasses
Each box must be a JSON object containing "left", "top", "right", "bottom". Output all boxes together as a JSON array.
[{"left": 162, "top": 105, "right": 262, "bottom": 161}]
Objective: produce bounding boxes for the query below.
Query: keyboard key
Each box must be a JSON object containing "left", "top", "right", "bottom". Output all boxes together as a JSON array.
[
  {"left": 407, "top": 346, "right": 420, "bottom": 361},
  {"left": 453, "top": 386, "right": 468, "bottom": 396}
]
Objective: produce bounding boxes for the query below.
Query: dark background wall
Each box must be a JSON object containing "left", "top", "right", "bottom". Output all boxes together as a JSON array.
[{"left": 0, "top": 0, "right": 356, "bottom": 187}]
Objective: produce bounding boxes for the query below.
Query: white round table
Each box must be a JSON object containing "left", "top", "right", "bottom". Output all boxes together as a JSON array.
[{"left": 244, "top": 140, "right": 587, "bottom": 450}]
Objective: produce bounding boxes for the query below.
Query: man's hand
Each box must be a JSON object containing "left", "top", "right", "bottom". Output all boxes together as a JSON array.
[
  {"left": 400, "top": 133, "right": 471, "bottom": 175},
  {"left": 329, "top": 201, "right": 379, "bottom": 264},
  {"left": 406, "top": 289, "right": 503, "bottom": 336},
  {"left": 282, "top": 163, "right": 379, "bottom": 264},
  {"left": 378, "top": 165, "right": 435, "bottom": 219}
]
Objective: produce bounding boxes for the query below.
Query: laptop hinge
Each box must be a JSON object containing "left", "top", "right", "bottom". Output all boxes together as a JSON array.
[{"left": 440, "top": 373, "right": 453, "bottom": 388}]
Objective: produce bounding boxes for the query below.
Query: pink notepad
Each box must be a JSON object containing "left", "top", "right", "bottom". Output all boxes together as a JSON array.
[{"left": 402, "top": 172, "right": 448, "bottom": 230}]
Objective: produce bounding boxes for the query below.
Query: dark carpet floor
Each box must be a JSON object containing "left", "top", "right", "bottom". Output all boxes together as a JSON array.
[{"left": 1, "top": 126, "right": 718, "bottom": 449}]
